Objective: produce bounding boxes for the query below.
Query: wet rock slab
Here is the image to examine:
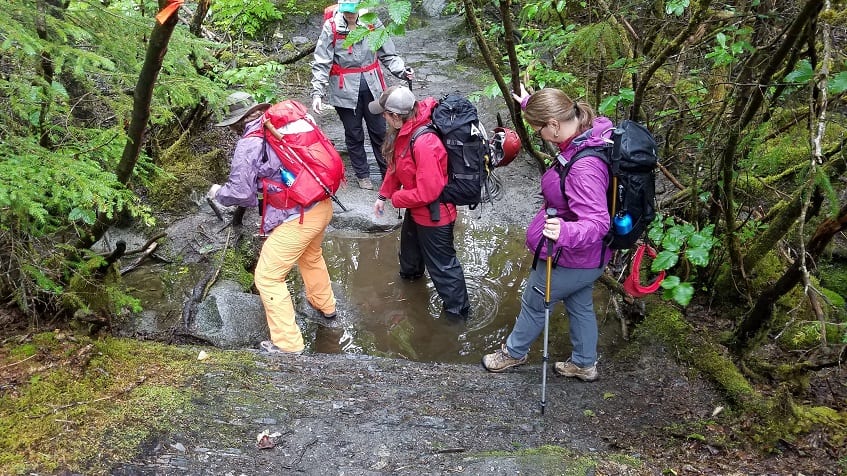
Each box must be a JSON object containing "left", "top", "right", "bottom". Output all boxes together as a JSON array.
[{"left": 112, "top": 349, "right": 722, "bottom": 474}]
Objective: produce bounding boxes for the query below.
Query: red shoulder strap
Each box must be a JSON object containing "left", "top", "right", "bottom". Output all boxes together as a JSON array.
[{"left": 324, "top": 4, "right": 342, "bottom": 46}]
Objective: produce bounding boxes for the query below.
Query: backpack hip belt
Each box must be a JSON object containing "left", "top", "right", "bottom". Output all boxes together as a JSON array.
[{"left": 329, "top": 60, "right": 384, "bottom": 89}]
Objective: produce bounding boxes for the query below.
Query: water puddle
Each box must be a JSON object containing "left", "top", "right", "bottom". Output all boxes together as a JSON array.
[
  {"left": 119, "top": 215, "right": 625, "bottom": 364},
  {"left": 301, "top": 215, "right": 625, "bottom": 364}
]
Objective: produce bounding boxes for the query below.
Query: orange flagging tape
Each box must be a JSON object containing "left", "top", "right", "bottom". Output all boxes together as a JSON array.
[{"left": 155, "top": 0, "right": 184, "bottom": 24}]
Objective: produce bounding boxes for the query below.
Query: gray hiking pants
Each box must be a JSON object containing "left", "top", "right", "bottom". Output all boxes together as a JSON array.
[{"left": 505, "top": 264, "right": 604, "bottom": 367}]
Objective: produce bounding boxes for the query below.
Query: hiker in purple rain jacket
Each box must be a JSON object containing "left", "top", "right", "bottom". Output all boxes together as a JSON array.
[
  {"left": 208, "top": 92, "right": 337, "bottom": 355},
  {"left": 482, "top": 87, "right": 611, "bottom": 382}
]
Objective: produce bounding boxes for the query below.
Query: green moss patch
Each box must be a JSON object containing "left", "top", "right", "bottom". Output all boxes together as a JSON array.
[
  {"left": 0, "top": 332, "right": 256, "bottom": 475},
  {"left": 474, "top": 444, "right": 643, "bottom": 475}
]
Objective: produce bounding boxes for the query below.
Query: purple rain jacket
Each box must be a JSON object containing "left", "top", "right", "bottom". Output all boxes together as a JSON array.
[
  {"left": 215, "top": 116, "right": 311, "bottom": 234},
  {"left": 525, "top": 116, "right": 613, "bottom": 269}
]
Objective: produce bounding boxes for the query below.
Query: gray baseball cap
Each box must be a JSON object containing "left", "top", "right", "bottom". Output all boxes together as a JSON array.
[{"left": 368, "top": 86, "right": 416, "bottom": 115}]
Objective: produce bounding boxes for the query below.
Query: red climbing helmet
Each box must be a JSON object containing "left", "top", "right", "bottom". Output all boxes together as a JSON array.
[{"left": 490, "top": 127, "right": 521, "bottom": 167}]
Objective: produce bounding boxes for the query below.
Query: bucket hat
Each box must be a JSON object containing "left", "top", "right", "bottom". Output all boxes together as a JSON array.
[
  {"left": 214, "top": 91, "right": 270, "bottom": 127},
  {"left": 368, "top": 85, "right": 416, "bottom": 115}
]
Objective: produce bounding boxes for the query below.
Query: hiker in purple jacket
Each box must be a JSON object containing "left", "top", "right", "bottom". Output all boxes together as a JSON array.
[
  {"left": 482, "top": 87, "right": 611, "bottom": 382},
  {"left": 208, "top": 92, "right": 337, "bottom": 355}
]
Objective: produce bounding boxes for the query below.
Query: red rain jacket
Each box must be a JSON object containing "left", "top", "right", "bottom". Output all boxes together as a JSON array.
[{"left": 378, "top": 97, "right": 457, "bottom": 226}]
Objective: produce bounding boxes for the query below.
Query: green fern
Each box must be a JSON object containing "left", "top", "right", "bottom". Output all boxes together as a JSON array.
[
  {"left": 561, "top": 21, "right": 629, "bottom": 67},
  {"left": 210, "top": 0, "right": 283, "bottom": 39}
]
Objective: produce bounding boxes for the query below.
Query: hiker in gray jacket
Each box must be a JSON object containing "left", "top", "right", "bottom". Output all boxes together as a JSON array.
[{"left": 310, "top": 0, "right": 413, "bottom": 190}]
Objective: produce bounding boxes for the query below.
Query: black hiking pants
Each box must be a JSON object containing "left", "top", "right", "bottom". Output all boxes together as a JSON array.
[
  {"left": 399, "top": 210, "right": 470, "bottom": 317},
  {"left": 335, "top": 76, "right": 388, "bottom": 179}
]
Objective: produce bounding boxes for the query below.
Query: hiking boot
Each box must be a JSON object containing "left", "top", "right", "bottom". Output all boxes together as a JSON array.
[
  {"left": 554, "top": 359, "right": 598, "bottom": 382},
  {"left": 357, "top": 177, "right": 373, "bottom": 190},
  {"left": 308, "top": 302, "right": 336, "bottom": 319},
  {"left": 481, "top": 344, "right": 527, "bottom": 373},
  {"left": 259, "top": 340, "right": 303, "bottom": 356}
]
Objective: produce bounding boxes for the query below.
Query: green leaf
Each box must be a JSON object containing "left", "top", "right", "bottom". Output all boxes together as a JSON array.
[
  {"left": 785, "top": 60, "right": 813, "bottom": 84},
  {"left": 386, "top": 22, "right": 405, "bottom": 36},
  {"left": 665, "top": 0, "right": 689, "bottom": 16},
  {"left": 653, "top": 250, "right": 679, "bottom": 271},
  {"left": 687, "top": 225, "right": 715, "bottom": 248},
  {"left": 671, "top": 282, "right": 694, "bottom": 306},
  {"left": 685, "top": 247, "right": 710, "bottom": 267},
  {"left": 661, "top": 275, "right": 681, "bottom": 288},
  {"left": 344, "top": 26, "right": 371, "bottom": 49},
  {"left": 661, "top": 229, "right": 684, "bottom": 252},
  {"left": 829, "top": 71, "right": 847, "bottom": 94},
  {"left": 68, "top": 207, "right": 96, "bottom": 225},
  {"left": 598, "top": 96, "right": 619, "bottom": 116},
  {"left": 387, "top": 0, "right": 412, "bottom": 25}
]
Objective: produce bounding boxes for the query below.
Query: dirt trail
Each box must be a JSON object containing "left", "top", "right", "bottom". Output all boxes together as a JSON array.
[{"left": 114, "top": 346, "right": 728, "bottom": 475}]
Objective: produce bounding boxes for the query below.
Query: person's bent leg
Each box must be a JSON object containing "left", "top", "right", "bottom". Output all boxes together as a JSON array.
[
  {"left": 398, "top": 210, "right": 424, "bottom": 279},
  {"left": 561, "top": 267, "right": 604, "bottom": 367},
  {"left": 254, "top": 218, "right": 313, "bottom": 353},
  {"left": 297, "top": 199, "right": 336, "bottom": 317},
  {"left": 482, "top": 265, "right": 545, "bottom": 372},
  {"left": 417, "top": 222, "right": 470, "bottom": 316},
  {"left": 503, "top": 265, "right": 548, "bottom": 358},
  {"left": 335, "top": 106, "right": 369, "bottom": 179}
]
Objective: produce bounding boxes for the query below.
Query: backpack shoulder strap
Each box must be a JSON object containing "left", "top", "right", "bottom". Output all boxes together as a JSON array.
[
  {"left": 407, "top": 123, "right": 442, "bottom": 222},
  {"left": 406, "top": 123, "right": 437, "bottom": 162},
  {"left": 557, "top": 145, "right": 610, "bottom": 204}
]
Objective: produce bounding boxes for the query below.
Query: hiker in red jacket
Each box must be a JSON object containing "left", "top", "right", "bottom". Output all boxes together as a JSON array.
[{"left": 370, "top": 86, "right": 470, "bottom": 318}]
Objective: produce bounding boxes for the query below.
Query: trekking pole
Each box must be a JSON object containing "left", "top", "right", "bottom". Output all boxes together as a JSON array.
[
  {"left": 263, "top": 120, "right": 349, "bottom": 212},
  {"left": 540, "top": 207, "right": 557, "bottom": 415}
]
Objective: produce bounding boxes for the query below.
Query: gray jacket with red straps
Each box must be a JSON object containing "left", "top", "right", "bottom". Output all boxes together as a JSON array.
[{"left": 310, "top": 10, "right": 407, "bottom": 109}]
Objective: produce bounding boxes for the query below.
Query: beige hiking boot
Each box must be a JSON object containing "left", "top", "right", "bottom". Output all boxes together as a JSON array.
[
  {"left": 482, "top": 344, "right": 527, "bottom": 372},
  {"left": 259, "top": 340, "right": 303, "bottom": 356},
  {"left": 357, "top": 177, "right": 374, "bottom": 190},
  {"left": 554, "top": 359, "right": 598, "bottom": 381}
]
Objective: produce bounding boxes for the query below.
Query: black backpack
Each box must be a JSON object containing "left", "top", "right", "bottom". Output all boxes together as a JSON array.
[
  {"left": 409, "top": 93, "right": 490, "bottom": 221},
  {"left": 557, "top": 120, "right": 658, "bottom": 261}
]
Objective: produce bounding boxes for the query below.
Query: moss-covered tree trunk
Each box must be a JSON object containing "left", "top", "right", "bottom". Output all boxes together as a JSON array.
[
  {"left": 709, "top": 0, "right": 823, "bottom": 293},
  {"left": 731, "top": 203, "right": 847, "bottom": 354}
]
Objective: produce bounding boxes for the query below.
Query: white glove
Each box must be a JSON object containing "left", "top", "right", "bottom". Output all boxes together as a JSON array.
[
  {"left": 207, "top": 183, "right": 222, "bottom": 199},
  {"left": 312, "top": 96, "right": 324, "bottom": 115}
]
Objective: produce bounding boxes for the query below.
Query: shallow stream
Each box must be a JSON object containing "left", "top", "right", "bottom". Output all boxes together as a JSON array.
[{"left": 305, "top": 216, "right": 624, "bottom": 365}]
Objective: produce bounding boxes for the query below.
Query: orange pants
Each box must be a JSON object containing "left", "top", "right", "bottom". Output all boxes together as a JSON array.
[{"left": 254, "top": 199, "right": 335, "bottom": 352}]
